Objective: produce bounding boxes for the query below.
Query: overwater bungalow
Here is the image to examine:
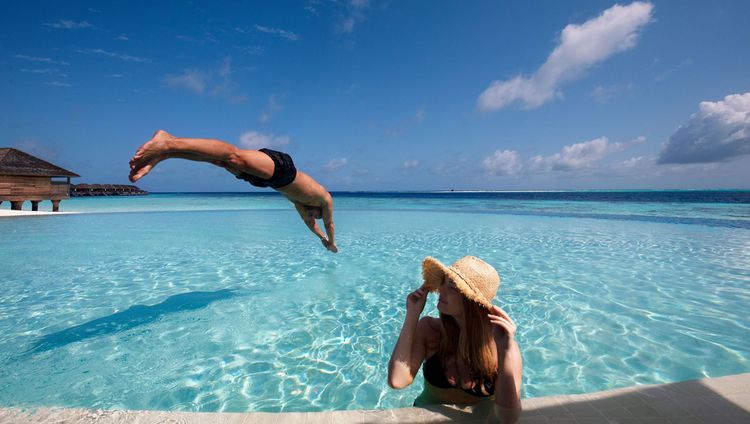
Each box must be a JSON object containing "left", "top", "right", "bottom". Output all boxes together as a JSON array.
[{"left": 0, "top": 148, "right": 79, "bottom": 212}]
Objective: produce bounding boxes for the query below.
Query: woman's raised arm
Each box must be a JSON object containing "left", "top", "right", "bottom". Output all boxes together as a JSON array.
[
  {"left": 388, "top": 285, "right": 432, "bottom": 389},
  {"left": 488, "top": 305, "right": 523, "bottom": 419}
]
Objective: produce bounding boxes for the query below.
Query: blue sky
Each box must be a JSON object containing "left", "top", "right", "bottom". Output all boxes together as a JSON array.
[{"left": 2, "top": 0, "right": 749, "bottom": 191}]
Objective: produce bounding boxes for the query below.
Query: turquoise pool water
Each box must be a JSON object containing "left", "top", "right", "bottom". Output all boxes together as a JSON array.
[{"left": 1, "top": 192, "right": 749, "bottom": 412}]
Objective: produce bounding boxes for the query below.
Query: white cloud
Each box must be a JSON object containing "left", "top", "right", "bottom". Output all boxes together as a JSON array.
[
  {"left": 43, "top": 81, "right": 71, "bottom": 87},
  {"left": 117, "top": 34, "right": 129, "bottom": 41},
  {"left": 480, "top": 136, "right": 646, "bottom": 177},
  {"left": 337, "top": 17, "right": 356, "bottom": 34},
  {"left": 609, "top": 154, "right": 726, "bottom": 178},
  {"left": 77, "top": 49, "right": 148, "bottom": 62},
  {"left": 335, "top": 0, "right": 370, "bottom": 34},
  {"left": 401, "top": 160, "right": 420, "bottom": 171},
  {"left": 217, "top": 57, "right": 231, "bottom": 79},
  {"left": 658, "top": 92, "right": 750, "bottom": 164},
  {"left": 254, "top": 25, "right": 300, "bottom": 41},
  {"left": 164, "top": 58, "right": 246, "bottom": 103},
  {"left": 612, "top": 155, "right": 655, "bottom": 171},
  {"left": 22, "top": 68, "right": 54, "bottom": 74},
  {"left": 429, "top": 157, "right": 470, "bottom": 176},
  {"left": 529, "top": 136, "right": 631, "bottom": 171},
  {"left": 342, "top": 83, "right": 358, "bottom": 95},
  {"left": 305, "top": 0, "right": 322, "bottom": 14},
  {"left": 176, "top": 33, "right": 218, "bottom": 45},
  {"left": 592, "top": 83, "right": 635, "bottom": 104},
  {"left": 477, "top": 1, "right": 653, "bottom": 111},
  {"left": 260, "top": 94, "right": 283, "bottom": 124},
  {"left": 385, "top": 108, "right": 427, "bottom": 137},
  {"left": 592, "top": 85, "right": 607, "bottom": 103},
  {"left": 21, "top": 68, "right": 67, "bottom": 77},
  {"left": 654, "top": 58, "right": 692, "bottom": 82},
  {"left": 15, "top": 55, "right": 70, "bottom": 66},
  {"left": 482, "top": 150, "right": 523, "bottom": 176},
  {"left": 241, "top": 45, "right": 264, "bottom": 56},
  {"left": 212, "top": 58, "right": 246, "bottom": 103},
  {"left": 238, "top": 131, "right": 290, "bottom": 150},
  {"left": 43, "top": 19, "right": 91, "bottom": 29},
  {"left": 323, "top": 158, "right": 348, "bottom": 172},
  {"left": 164, "top": 70, "right": 206, "bottom": 94}
]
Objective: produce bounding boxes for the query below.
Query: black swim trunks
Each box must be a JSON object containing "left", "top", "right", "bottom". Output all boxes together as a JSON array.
[{"left": 235, "top": 148, "right": 297, "bottom": 188}]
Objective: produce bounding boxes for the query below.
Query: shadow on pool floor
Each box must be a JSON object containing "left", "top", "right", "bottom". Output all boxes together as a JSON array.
[{"left": 25, "top": 288, "right": 237, "bottom": 354}]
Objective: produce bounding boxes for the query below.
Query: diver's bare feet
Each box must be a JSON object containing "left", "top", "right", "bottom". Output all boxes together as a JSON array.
[{"left": 129, "top": 130, "right": 174, "bottom": 182}]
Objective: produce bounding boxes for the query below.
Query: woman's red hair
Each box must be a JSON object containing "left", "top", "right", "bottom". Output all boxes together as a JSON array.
[{"left": 439, "top": 296, "right": 497, "bottom": 394}]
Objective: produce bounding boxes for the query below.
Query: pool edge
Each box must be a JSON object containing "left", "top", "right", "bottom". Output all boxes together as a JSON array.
[{"left": 2, "top": 373, "right": 748, "bottom": 423}]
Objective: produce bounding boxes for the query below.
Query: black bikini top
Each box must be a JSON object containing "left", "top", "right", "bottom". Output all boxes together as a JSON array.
[{"left": 422, "top": 354, "right": 495, "bottom": 397}]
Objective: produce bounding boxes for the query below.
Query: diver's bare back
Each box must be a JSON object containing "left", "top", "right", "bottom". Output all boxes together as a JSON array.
[{"left": 279, "top": 172, "right": 327, "bottom": 205}]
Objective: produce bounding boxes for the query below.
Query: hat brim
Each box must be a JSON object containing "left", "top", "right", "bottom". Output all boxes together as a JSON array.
[{"left": 422, "top": 256, "right": 494, "bottom": 310}]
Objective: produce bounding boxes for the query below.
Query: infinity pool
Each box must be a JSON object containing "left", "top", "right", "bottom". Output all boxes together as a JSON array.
[{"left": 1, "top": 193, "right": 748, "bottom": 412}]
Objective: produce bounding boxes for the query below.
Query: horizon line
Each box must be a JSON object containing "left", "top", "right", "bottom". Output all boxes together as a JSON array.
[{"left": 139, "top": 188, "right": 750, "bottom": 194}]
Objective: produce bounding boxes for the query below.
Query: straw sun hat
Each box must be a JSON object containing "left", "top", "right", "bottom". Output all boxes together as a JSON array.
[{"left": 422, "top": 256, "right": 500, "bottom": 310}]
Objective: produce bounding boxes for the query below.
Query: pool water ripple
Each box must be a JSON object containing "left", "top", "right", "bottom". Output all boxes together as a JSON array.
[{"left": 1, "top": 207, "right": 749, "bottom": 412}]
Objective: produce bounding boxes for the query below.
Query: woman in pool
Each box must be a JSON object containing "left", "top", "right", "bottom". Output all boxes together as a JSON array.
[{"left": 388, "top": 256, "right": 522, "bottom": 420}]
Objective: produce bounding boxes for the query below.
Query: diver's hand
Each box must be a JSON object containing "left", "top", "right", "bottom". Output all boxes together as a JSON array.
[
  {"left": 406, "top": 285, "right": 429, "bottom": 317},
  {"left": 488, "top": 305, "right": 517, "bottom": 350},
  {"left": 321, "top": 237, "right": 338, "bottom": 253}
]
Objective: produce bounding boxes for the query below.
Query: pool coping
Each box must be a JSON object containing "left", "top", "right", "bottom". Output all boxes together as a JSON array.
[{"left": 1, "top": 373, "right": 747, "bottom": 423}]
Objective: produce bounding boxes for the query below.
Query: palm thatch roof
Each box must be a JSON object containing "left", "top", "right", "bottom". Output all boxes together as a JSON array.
[{"left": 0, "top": 148, "right": 79, "bottom": 177}]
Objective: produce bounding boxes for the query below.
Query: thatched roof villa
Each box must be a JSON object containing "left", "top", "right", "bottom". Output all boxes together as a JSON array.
[{"left": 0, "top": 148, "right": 79, "bottom": 212}]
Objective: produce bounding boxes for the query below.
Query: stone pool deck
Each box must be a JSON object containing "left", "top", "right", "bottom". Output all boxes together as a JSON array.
[{"left": 1, "top": 373, "right": 748, "bottom": 423}]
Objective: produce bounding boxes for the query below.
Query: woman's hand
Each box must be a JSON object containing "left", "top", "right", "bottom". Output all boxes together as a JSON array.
[
  {"left": 406, "top": 285, "right": 429, "bottom": 317},
  {"left": 488, "top": 305, "right": 517, "bottom": 349}
]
